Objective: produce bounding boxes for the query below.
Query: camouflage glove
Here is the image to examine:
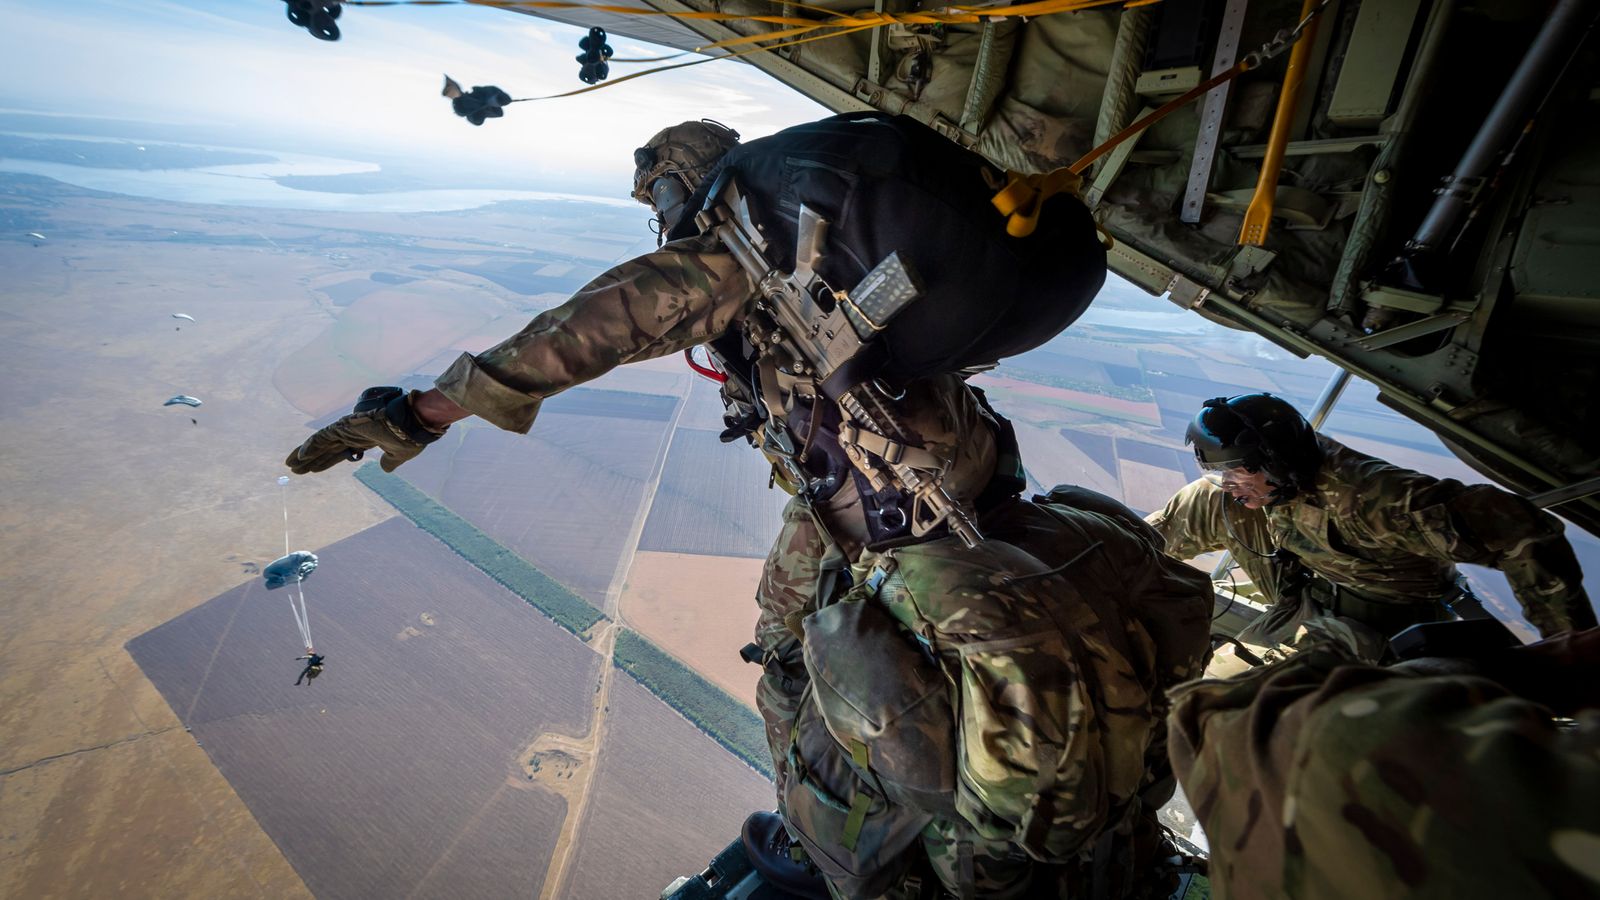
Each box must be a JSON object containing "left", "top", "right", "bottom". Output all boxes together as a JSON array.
[{"left": 284, "top": 386, "right": 446, "bottom": 475}]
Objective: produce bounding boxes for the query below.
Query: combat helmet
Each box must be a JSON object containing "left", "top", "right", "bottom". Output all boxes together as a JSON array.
[
  {"left": 1186, "top": 393, "right": 1323, "bottom": 503},
  {"left": 631, "top": 119, "right": 740, "bottom": 240}
]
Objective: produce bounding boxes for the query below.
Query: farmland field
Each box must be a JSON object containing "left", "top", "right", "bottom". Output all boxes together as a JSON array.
[
  {"left": 1117, "top": 458, "right": 1191, "bottom": 516},
  {"left": 1059, "top": 427, "right": 1119, "bottom": 480},
  {"left": 971, "top": 372, "right": 1163, "bottom": 425},
  {"left": 128, "top": 518, "right": 601, "bottom": 900},
  {"left": 638, "top": 428, "right": 790, "bottom": 559},
  {"left": 562, "top": 677, "right": 776, "bottom": 900},
  {"left": 1013, "top": 421, "right": 1121, "bottom": 498},
  {"left": 618, "top": 551, "right": 765, "bottom": 707},
  {"left": 1117, "top": 438, "right": 1198, "bottom": 481},
  {"left": 273, "top": 282, "right": 508, "bottom": 417},
  {"left": 396, "top": 396, "right": 680, "bottom": 605}
]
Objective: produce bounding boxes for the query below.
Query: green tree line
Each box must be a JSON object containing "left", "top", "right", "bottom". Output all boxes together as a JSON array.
[
  {"left": 358, "top": 464, "right": 771, "bottom": 780},
  {"left": 998, "top": 367, "right": 1156, "bottom": 402},
  {"left": 355, "top": 464, "right": 606, "bottom": 636},
  {"left": 613, "top": 629, "right": 773, "bottom": 779}
]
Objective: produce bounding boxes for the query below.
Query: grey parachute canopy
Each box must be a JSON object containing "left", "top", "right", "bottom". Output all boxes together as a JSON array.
[
  {"left": 164, "top": 395, "right": 202, "bottom": 408},
  {"left": 263, "top": 551, "right": 318, "bottom": 590},
  {"left": 172, "top": 313, "right": 196, "bottom": 323}
]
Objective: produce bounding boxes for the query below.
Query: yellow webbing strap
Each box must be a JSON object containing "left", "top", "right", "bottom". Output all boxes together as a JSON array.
[
  {"left": 990, "top": 169, "right": 1086, "bottom": 239},
  {"left": 991, "top": 59, "right": 1252, "bottom": 237},
  {"left": 993, "top": 0, "right": 1334, "bottom": 238},
  {"left": 354, "top": 0, "right": 1161, "bottom": 32}
]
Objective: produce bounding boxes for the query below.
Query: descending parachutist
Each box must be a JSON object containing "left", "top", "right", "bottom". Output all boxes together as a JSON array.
[{"left": 294, "top": 652, "right": 325, "bottom": 686}]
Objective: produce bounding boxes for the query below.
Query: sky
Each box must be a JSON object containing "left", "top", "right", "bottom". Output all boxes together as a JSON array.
[{"left": 0, "top": 0, "right": 828, "bottom": 194}]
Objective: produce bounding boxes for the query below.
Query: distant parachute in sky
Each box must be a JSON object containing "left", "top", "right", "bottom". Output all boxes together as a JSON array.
[
  {"left": 264, "top": 551, "right": 319, "bottom": 590},
  {"left": 164, "top": 395, "right": 203, "bottom": 408},
  {"left": 172, "top": 313, "right": 196, "bottom": 323},
  {"left": 25, "top": 232, "right": 45, "bottom": 241}
]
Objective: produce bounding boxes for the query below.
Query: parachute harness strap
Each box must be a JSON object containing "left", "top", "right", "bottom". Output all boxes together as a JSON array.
[
  {"left": 989, "top": 0, "right": 1333, "bottom": 237},
  {"left": 837, "top": 421, "right": 942, "bottom": 470}
]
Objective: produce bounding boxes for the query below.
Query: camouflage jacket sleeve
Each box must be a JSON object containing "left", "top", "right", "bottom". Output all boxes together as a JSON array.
[
  {"left": 1144, "top": 477, "right": 1232, "bottom": 560},
  {"left": 435, "top": 233, "right": 754, "bottom": 433},
  {"left": 1167, "top": 640, "right": 1600, "bottom": 900},
  {"left": 1354, "top": 472, "right": 1595, "bottom": 636}
]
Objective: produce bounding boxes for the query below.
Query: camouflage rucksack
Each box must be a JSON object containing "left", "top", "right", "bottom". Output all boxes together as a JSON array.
[
  {"left": 785, "top": 487, "right": 1212, "bottom": 884},
  {"left": 862, "top": 536, "right": 1162, "bottom": 862},
  {"left": 781, "top": 576, "right": 953, "bottom": 895},
  {"left": 781, "top": 686, "right": 933, "bottom": 897}
]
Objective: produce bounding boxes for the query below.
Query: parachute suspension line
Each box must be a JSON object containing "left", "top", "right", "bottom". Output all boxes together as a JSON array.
[
  {"left": 292, "top": 581, "right": 315, "bottom": 652},
  {"left": 281, "top": 477, "right": 292, "bottom": 558},
  {"left": 504, "top": 20, "right": 891, "bottom": 103},
  {"left": 366, "top": 0, "right": 1167, "bottom": 102},
  {"left": 278, "top": 477, "right": 315, "bottom": 651},
  {"left": 346, "top": 0, "right": 1155, "bottom": 28}
]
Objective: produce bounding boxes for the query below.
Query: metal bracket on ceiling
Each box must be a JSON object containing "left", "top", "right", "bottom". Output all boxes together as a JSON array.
[
  {"left": 1181, "top": 0, "right": 1249, "bottom": 224},
  {"left": 1224, "top": 244, "right": 1278, "bottom": 285},
  {"left": 1529, "top": 474, "right": 1600, "bottom": 510},
  {"left": 1230, "top": 135, "right": 1388, "bottom": 158},
  {"left": 1355, "top": 311, "right": 1471, "bottom": 351},
  {"left": 1106, "top": 239, "right": 1181, "bottom": 295},
  {"left": 1167, "top": 277, "right": 1213, "bottom": 309},
  {"left": 929, "top": 114, "right": 976, "bottom": 147},
  {"left": 867, "top": 0, "right": 895, "bottom": 86},
  {"left": 1361, "top": 284, "right": 1447, "bottom": 315},
  {"left": 1106, "top": 240, "right": 1217, "bottom": 309},
  {"left": 1086, "top": 106, "right": 1157, "bottom": 208}
]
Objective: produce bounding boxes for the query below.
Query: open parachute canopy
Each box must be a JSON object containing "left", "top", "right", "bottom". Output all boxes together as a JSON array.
[{"left": 263, "top": 550, "right": 318, "bottom": 590}]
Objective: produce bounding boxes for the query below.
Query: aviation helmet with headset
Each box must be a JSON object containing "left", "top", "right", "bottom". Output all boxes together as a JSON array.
[
  {"left": 1185, "top": 393, "right": 1324, "bottom": 504},
  {"left": 630, "top": 120, "right": 741, "bottom": 240}
]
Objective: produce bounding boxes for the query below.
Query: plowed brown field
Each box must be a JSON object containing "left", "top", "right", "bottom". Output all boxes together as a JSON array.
[
  {"left": 618, "top": 551, "right": 766, "bottom": 707},
  {"left": 129, "top": 518, "right": 602, "bottom": 900},
  {"left": 563, "top": 677, "right": 776, "bottom": 899}
]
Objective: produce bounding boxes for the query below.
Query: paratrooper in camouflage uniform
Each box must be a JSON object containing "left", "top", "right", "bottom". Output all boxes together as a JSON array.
[
  {"left": 1168, "top": 627, "right": 1600, "bottom": 900},
  {"left": 286, "top": 115, "right": 1212, "bottom": 898},
  {"left": 1147, "top": 394, "right": 1593, "bottom": 659}
]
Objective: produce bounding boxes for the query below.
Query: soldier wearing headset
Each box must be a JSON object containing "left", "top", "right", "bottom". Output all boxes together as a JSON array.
[{"left": 1146, "top": 393, "right": 1593, "bottom": 658}]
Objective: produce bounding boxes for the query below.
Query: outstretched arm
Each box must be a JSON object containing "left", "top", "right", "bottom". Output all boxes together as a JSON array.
[
  {"left": 285, "top": 233, "right": 754, "bottom": 470},
  {"left": 431, "top": 232, "right": 753, "bottom": 434}
]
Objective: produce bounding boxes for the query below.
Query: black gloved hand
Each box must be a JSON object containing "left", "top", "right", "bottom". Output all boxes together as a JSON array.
[{"left": 284, "top": 386, "right": 446, "bottom": 474}]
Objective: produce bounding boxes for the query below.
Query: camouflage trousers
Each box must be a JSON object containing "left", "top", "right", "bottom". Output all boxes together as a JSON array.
[{"left": 753, "top": 499, "right": 831, "bottom": 793}]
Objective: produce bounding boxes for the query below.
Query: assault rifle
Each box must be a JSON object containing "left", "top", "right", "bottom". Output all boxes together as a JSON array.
[{"left": 694, "top": 171, "right": 984, "bottom": 548}]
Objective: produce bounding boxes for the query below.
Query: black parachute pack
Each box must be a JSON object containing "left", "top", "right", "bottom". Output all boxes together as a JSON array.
[{"left": 676, "top": 112, "right": 1107, "bottom": 387}]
